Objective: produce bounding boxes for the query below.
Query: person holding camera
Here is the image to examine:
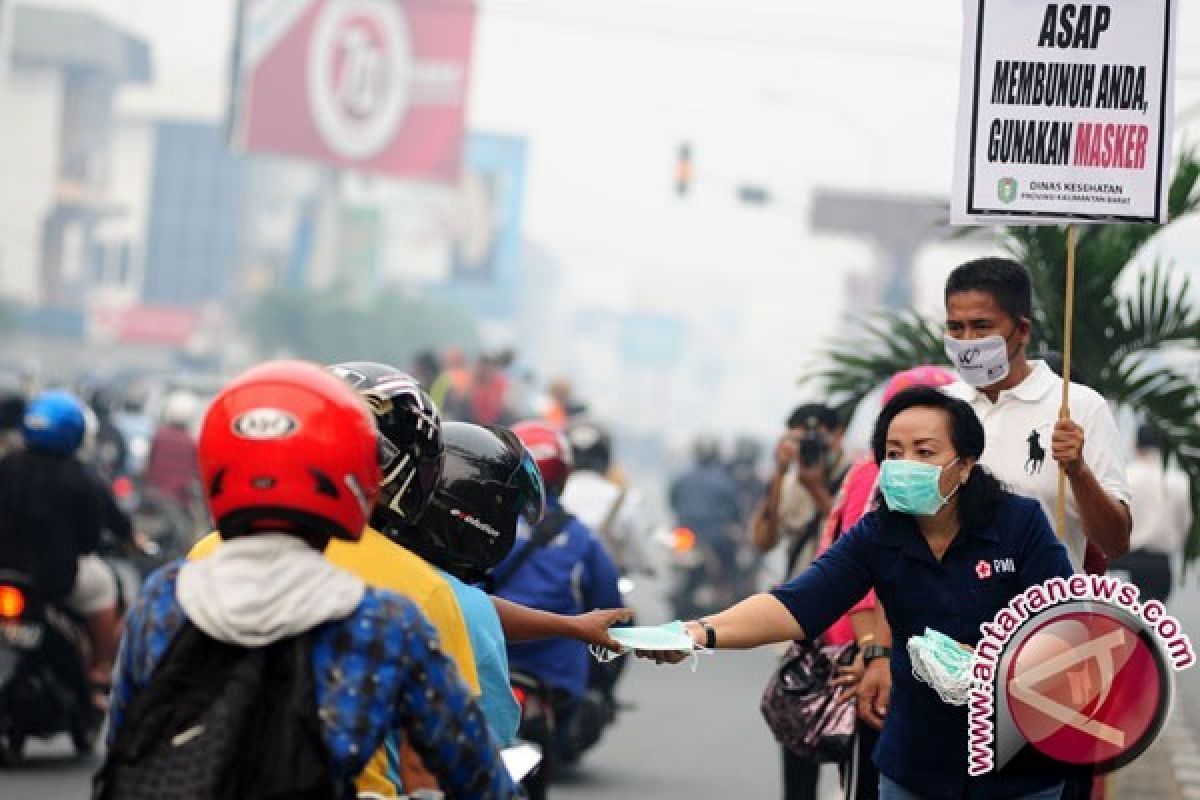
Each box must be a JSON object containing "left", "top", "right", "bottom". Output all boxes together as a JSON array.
[
  {"left": 750, "top": 403, "right": 853, "bottom": 800},
  {"left": 753, "top": 404, "right": 853, "bottom": 583}
]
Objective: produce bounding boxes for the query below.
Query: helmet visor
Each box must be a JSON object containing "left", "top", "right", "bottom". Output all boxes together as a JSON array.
[
  {"left": 514, "top": 446, "right": 547, "bottom": 524},
  {"left": 493, "top": 426, "right": 546, "bottom": 524}
]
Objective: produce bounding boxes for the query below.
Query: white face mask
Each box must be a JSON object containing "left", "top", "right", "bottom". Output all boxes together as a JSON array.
[{"left": 943, "top": 334, "right": 1011, "bottom": 387}]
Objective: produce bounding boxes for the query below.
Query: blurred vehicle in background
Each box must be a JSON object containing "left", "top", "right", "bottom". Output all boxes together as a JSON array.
[
  {"left": 91, "top": 375, "right": 214, "bottom": 567},
  {"left": 560, "top": 420, "right": 658, "bottom": 603},
  {"left": 666, "top": 436, "right": 750, "bottom": 619},
  {"left": 81, "top": 387, "right": 130, "bottom": 484},
  {"left": 0, "top": 390, "right": 146, "bottom": 765},
  {"left": 109, "top": 372, "right": 221, "bottom": 476},
  {"left": 0, "top": 568, "right": 100, "bottom": 763}
]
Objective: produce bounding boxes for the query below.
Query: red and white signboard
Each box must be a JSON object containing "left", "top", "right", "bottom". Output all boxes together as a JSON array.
[
  {"left": 231, "top": 0, "right": 476, "bottom": 183},
  {"left": 91, "top": 304, "right": 201, "bottom": 347}
]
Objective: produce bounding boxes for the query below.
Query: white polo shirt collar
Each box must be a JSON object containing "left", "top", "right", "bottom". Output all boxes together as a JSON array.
[{"left": 963, "top": 360, "right": 1058, "bottom": 407}]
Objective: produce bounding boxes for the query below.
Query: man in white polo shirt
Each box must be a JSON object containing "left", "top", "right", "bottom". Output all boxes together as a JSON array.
[
  {"left": 939, "top": 257, "right": 1131, "bottom": 571},
  {"left": 854, "top": 258, "right": 1134, "bottom": 790}
]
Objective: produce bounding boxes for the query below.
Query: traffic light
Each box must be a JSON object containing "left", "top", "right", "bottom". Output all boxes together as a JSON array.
[{"left": 675, "top": 142, "right": 692, "bottom": 197}]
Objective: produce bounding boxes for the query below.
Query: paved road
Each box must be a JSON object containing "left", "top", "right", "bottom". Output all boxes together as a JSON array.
[
  {"left": 0, "top": 648, "right": 839, "bottom": 800},
  {"left": 0, "top": 555, "right": 844, "bottom": 799},
  {"left": 1165, "top": 571, "right": 1200, "bottom": 736},
  {"left": 0, "top": 736, "right": 98, "bottom": 798},
  {"left": 6, "top": 571, "right": 1200, "bottom": 798}
]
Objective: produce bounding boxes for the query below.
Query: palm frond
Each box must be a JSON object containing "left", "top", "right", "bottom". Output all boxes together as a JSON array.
[
  {"left": 1108, "top": 356, "right": 1200, "bottom": 562},
  {"left": 1168, "top": 146, "right": 1200, "bottom": 221},
  {"left": 1110, "top": 261, "right": 1200, "bottom": 360}
]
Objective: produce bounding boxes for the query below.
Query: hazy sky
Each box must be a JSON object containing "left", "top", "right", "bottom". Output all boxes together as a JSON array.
[{"left": 23, "top": 0, "right": 1200, "bottom": 434}]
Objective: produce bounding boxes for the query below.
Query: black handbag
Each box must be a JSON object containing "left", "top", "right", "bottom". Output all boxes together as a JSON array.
[{"left": 760, "top": 640, "right": 858, "bottom": 763}]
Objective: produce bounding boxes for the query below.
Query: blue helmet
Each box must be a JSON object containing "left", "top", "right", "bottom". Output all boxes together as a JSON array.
[{"left": 22, "top": 389, "right": 86, "bottom": 455}]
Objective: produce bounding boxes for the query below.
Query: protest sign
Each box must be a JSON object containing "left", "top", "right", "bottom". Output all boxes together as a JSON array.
[{"left": 952, "top": 1, "right": 1177, "bottom": 224}]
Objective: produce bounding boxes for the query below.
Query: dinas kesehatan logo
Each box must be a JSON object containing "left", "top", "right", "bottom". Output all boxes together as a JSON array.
[
  {"left": 968, "top": 574, "right": 1195, "bottom": 777},
  {"left": 998, "top": 177, "right": 1018, "bottom": 204}
]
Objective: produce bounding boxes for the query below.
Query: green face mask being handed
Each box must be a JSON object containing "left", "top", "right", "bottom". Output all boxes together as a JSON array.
[{"left": 590, "top": 621, "right": 707, "bottom": 671}]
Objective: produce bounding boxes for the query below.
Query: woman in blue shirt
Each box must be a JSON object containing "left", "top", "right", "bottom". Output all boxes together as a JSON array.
[{"left": 664, "top": 387, "right": 1075, "bottom": 799}]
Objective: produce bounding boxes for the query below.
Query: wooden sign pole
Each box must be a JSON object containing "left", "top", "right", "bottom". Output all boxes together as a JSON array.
[{"left": 1055, "top": 224, "right": 1078, "bottom": 539}]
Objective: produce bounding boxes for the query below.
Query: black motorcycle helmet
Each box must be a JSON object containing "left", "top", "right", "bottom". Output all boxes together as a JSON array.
[
  {"left": 327, "top": 361, "right": 444, "bottom": 525},
  {"left": 566, "top": 420, "right": 612, "bottom": 474},
  {"left": 394, "top": 422, "right": 546, "bottom": 584}
]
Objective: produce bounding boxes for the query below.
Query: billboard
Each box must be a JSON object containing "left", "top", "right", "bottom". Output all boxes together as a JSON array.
[
  {"left": 90, "top": 304, "right": 201, "bottom": 347},
  {"left": 449, "top": 132, "right": 527, "bottom": 286},
  {"left": 231, "top": 0, "right": 476, "bottom": 182},
  {"left": 367, "top": 132, "right": 527, "bottom": 314}
]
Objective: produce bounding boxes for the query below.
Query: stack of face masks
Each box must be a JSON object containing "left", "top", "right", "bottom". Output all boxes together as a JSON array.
[
  {"left": 907, "top": 628, "right": 973, "bottom": 706},
  {"left": 589, "top": 621, "right": 706, "bottom": 672}
]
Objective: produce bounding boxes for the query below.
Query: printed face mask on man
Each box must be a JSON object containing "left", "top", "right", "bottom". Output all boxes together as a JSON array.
[
  {"left": 943, "top": 333, "right": 1014, "bottom": 387},
  {"left": 943, "top": 292, "right": 1028, "bottom": 388}
]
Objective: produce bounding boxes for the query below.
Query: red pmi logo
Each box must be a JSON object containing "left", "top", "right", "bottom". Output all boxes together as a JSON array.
[
  {"left": 1003, "top": 608, "right": 1170, "bottom": 771},
  {"left": 976, "top": 560, "right": 993, "bottom": 580}
]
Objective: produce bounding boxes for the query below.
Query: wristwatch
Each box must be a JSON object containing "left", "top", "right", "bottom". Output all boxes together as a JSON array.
[
  {"left": 694, "top": 619, "right": 717, "bottom": 649},
  {"left": 862, "top": 644, "right": 892, "bottom": 664}
]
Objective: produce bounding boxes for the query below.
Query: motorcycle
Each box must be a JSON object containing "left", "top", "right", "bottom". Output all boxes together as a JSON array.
[
  {"left": 0, "top": 570, "right": 102, "bottom": 764},
  {"left": 0, "top": 521, "right": 149, "bottom": 766},
  {"left": 392, "top": 744, "right": 542, "bottom": 799},
  {"left": 114, "top": 478, "right": 201, "bottom": 578},
  {"left": 510, "top": 657, "right": 624, "bottom": 798},
  {"left": 660, "top": 525, "right": 755, "bottom": 619},
  {"left": 660, "top": 525, "right": 723, "bottom": 619},
  {"left": 510, "top": 670, "right": 554, "bottom": 800}
]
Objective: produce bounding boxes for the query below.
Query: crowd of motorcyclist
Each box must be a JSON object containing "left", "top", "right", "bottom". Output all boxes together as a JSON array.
[
  {"left": 4, "top": 321, "right": 1147, "bottom": 800},
  {"left": 0, "top": 353, "right": 679, "bottom": 798}
]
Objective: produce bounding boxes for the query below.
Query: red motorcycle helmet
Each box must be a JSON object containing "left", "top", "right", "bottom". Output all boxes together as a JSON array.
[
  {"left": 199, "top": 360, "right": 382, "bottom": 541},
  {"left": 511, "top": 420, "right": 572, "bottom": 493}
]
